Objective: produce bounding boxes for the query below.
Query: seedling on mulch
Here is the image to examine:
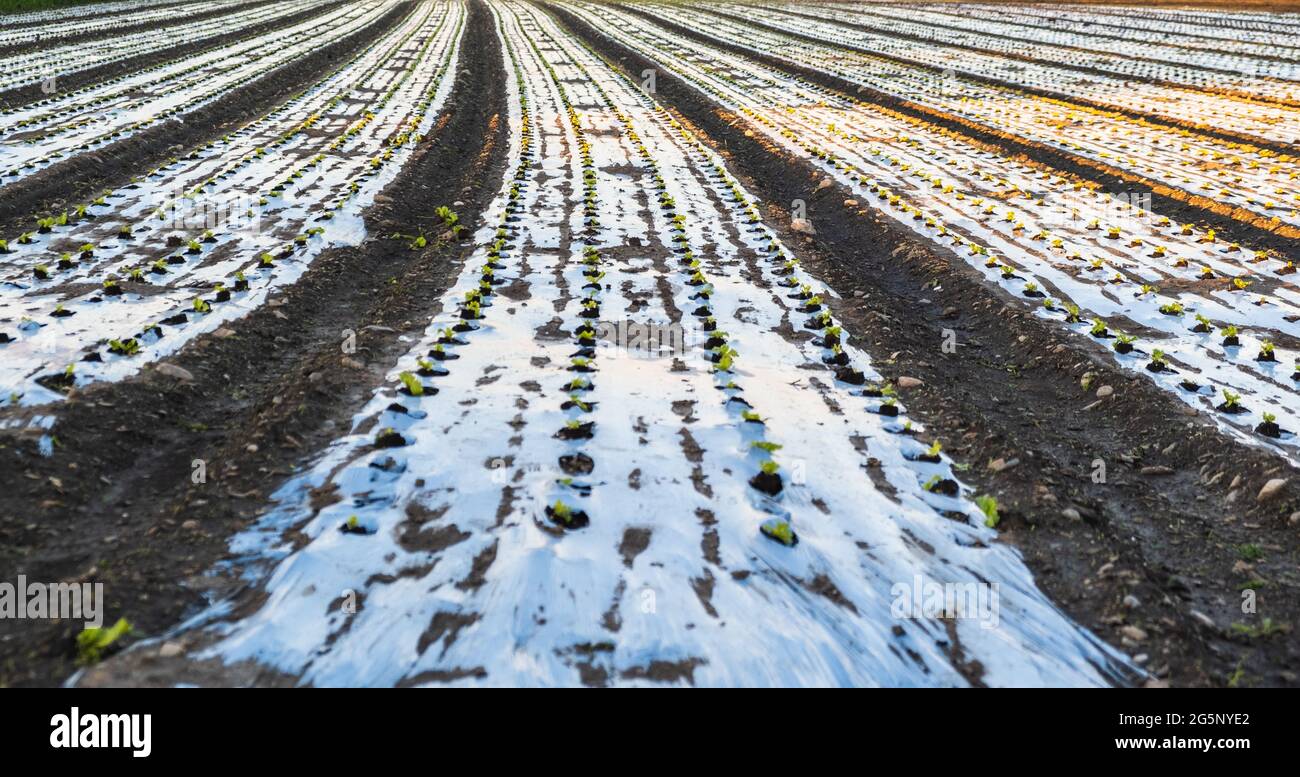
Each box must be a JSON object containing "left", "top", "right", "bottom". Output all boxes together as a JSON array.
[
  {"left": 556, "top": 420, "right": 595, "bottom": 440},
  {"left": 1256, "top": 412, "right": 1282, "bottom": 439},
  {"left": 374, "top": 427, "right": 407, "bottom": 448},
  {"left": 749, "top": 459, "right": 783, "bottom": 496},
  {"left": 1146, "top": 349, "right": 1172, "bottom": 373},
  {"left": 108, "top": 338, "right": 141, "bottom": 357},
  {"left": 546, "top": 499, "right": 589, "bottom": 529},
  {"left": 339, "top": 515, "right": 373, "bottom": 535},
  {"left": 1217, "top": 390, "right": 1246, "bottom": 414},
  {"left": 916, "top": 440, "right": 942, "bottom": 463},
  {"left": 760, "top": 517, "right": 797, "bottom": 546},
  {"left": 923, "top": 474, "right": 960, "bottom": 497}
]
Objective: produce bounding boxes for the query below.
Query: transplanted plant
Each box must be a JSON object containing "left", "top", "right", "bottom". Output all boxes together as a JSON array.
[
  {"left": 760, "top": 517, "right": 797, "bottom": 547},
  {"left": 1221, "top": 325, "right": 1241, "bottom": 347},
  {"left": 76, "top": 618, "right": 133, "bottom": 666},
  {"left": 1219, "top": 389, "right": 1244, "bottom": 414},
  {"left": 108, "top": 338, "right": 141, "bottom": 357},
  {"left": 1256, "top": 412, "right": 1281, "bottom": 439}
]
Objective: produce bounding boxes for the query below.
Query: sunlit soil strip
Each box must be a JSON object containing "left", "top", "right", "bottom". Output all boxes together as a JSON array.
[
  {"left": 0, "top": 1, "right": 464, "bottom": 405},
  {"left": 632, "top": 2, "right": 1300, "bottom": 233},
  {"left": 158, "top": 0, "right": 1134, "bottom": 687},
  {"left": 705, "top": 1, "right": 1300, "bottom": 146},
  {"left": 783, "top": 2, "right": 1300, "bottom": 107},
  {"left": 568, "top": 2, "right": 1300, "bottom": 460},
  {"left": 975, "top": 3, "right": 1300, "bottom": 52}
]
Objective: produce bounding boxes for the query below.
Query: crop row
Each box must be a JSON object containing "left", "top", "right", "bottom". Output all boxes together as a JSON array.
[
  {"left": 0, "top": 0, "right": 337, "bottom": 94},
  {"left": 0, "top": 0, "right": 271, "bottom": 50},
  {"left": 0, "top": 0, "right": 464, "bottom": 404},
  {"left": 630, "top": 3, "right": 1300, "bottom": 233},
  {"left": 571, "top": 0, "right": 1300, "bottom": 460},
  {"left": 164, "top": 0, "right": 1130, "bottom": 687},
  {"left": 0, "top": 1, "right": 383, "bottom": 187}
]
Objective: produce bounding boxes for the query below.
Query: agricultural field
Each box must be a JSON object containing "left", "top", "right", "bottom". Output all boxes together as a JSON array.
[{"left": 0, "top": 0, "right": 1296, "bottom": 689}]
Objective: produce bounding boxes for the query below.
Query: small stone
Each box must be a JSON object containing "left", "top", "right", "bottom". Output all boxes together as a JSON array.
[
  {"left": 1062, "top": 507, "right": 1081, "bottom": 521},
  {"left": 341, "top": 356, "right": 365, "bottom": 370},
  {"left": 1289, "top": 511, "right": 1300, "bottom": 525},
  {"left": 1257, "top": 478, "right": 1288, "bottom": 503},
  {"left": 245, "top": 443, "right": 259, "bottom": 454},
  {"left": 897, "top": 376, "right": 923, "bottom": 389},
  {"left": 212, "top": 328, "right": 236, "bottom": 339},
  {"left": 159, "top": 641, "right": 184, "bottom": 659},
  {"left": 843, "top": 199, "right": 859, "bottom": 207},
  {"left": 1141, "top": 466, "right": 1174, "bottom": 476},
  {"left": 1096, "top": 385, "right": 1114, "bottom": 399},
  {"left": 814, "top": 178, "right": 832, "bottom": 192},
  {"left": 1189, "top": 610, "right": 1217, "bottom": 629},
  {"left": 987, "top": 457, "right": 1019, "bottom": 473},
  {"left": 155, "top": 363, "right": 195, "bottom": 382},
  {"left": 790, "top": 218, "right": 815, "bottom": 235},
  {"left": 1120, "top": 625, "right": 1147, "bottom": 642},
  {"left": 1123, "top": 595, "right": 1141, "bottom": 609},
  {"left": 181, "top": 520, "right": 199, "bottom": 531}
]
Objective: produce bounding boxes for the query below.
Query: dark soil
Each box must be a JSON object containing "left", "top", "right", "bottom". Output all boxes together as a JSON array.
[
  {"left": 614, "top": 4, "right": 1300, "bottom": 258},
  {"left": 0, "top": 0, "right": 508, "bottom": 687},
  {"left": 553, "top": 1, "right": 1300, "bottom": 688}
]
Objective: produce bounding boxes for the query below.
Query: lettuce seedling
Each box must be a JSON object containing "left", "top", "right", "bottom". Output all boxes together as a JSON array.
[
  {"left": 76, "top": 617, "right": 132, "bottom": 666},
  {"left": 760, "top": 518, "right": 797, "bottom": 547},
  {"left": 399, "top": 371, "right": 423, "bottom": 396},
  {"left": 109, "top": 338, "right": 141, "bottom": 356}
]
